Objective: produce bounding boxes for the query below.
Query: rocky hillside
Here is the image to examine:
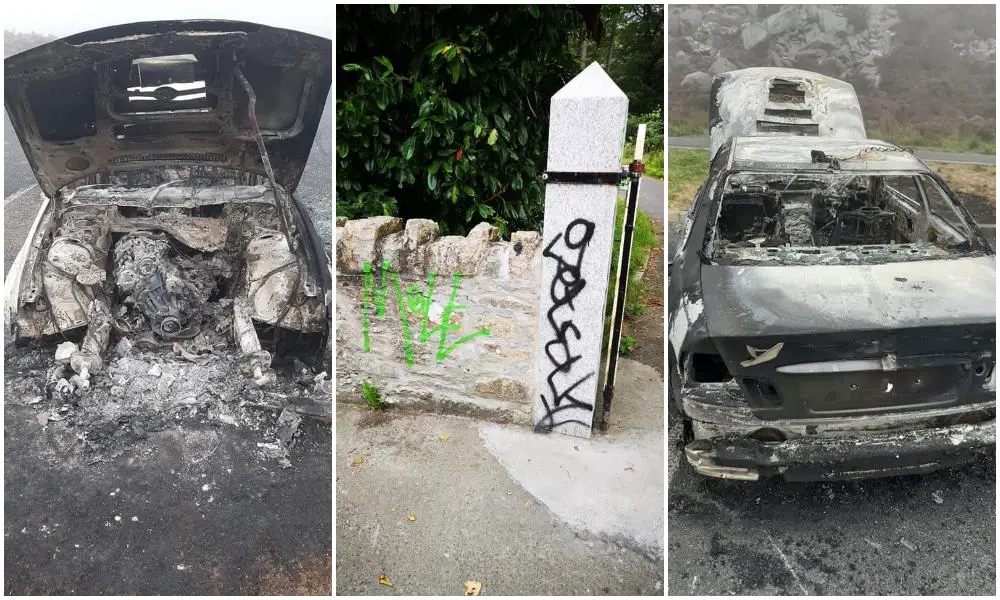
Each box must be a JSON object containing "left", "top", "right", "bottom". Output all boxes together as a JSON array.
[{"left": 669, "top": 4, "right": 996, "bottom": 149}]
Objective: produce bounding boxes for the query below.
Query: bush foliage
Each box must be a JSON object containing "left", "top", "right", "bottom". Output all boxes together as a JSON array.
[{"left": 336, "top": 5, "right": 585, "bottom": 235}]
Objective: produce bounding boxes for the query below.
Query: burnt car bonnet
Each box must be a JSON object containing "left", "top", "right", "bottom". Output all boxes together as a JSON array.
[
  {"left": 4, "top": 20, "right": 331, "bottom": 198},
  {"left": 709, "top": 67, "right": 867, "bottom": 161}
]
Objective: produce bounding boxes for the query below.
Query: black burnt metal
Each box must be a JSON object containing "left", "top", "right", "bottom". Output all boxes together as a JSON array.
[
  {"left": 600, "top": 159, "right": 644, "bottom": 433},
  {"left": 540, "top": 170, "right": 626, "bottom": 185}
]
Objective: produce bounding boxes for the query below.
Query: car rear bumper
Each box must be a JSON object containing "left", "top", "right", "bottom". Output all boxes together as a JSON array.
[{"left": 684, "top": 420, "right": 995, "bottom": 481}]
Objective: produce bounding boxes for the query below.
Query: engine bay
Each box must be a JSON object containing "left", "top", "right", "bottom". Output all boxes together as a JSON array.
[{"left": 11, "top": 168, "right": 329, "bottom": 395}]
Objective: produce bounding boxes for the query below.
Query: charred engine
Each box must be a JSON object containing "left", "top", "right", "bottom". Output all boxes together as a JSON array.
[{"left": 111, "top": 233, "right": 229, "bottom": 342}]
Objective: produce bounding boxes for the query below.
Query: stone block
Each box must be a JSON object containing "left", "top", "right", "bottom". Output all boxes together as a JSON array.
[
  {"left": 336, "top": 216, "right": 403, "bottom": 272},
  {"left": 474, "top": 377, "right": 529, "bottom": 404}
]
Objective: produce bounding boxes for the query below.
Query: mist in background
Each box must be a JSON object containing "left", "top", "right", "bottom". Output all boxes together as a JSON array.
[
  {"left": 669, "top": 4, "right": 996, "bottom": 153},
  {"left": 4, "top": 0, "right": 331, "bottom": 55}
]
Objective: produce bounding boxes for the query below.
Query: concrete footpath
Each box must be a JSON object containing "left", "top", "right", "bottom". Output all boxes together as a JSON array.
[{"left": 335, "top": 358, "right": 664, "bottom": 595}]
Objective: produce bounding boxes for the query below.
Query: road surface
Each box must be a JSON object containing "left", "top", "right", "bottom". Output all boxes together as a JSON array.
[
  {"left": 668, "top": 137, "right": 996, "bottom": 166},
  {"left": 636, "top": 176, "right": 664, "bottom": 222}
]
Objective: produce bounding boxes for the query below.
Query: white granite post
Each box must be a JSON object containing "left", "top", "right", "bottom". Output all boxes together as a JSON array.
[{"left": 533, "top": 62, "right": 628, "bottom": 438}]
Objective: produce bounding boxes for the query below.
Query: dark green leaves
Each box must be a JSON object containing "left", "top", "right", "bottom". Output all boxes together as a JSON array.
[{"left": 336, "top": 4, "right": 578, "bottom": 234}]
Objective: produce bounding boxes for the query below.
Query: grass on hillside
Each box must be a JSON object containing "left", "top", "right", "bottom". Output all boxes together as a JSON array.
[
  {"left": 669, "top": 115, "right": 996, "bottom": 155},
  {"left": 667, "top": 149, "right": 709, "bottom": 218},
  {"left": 667, "top": 118, "right": 704, "bottom": 138},
  {"left": 869, "top": 123, "right": 996, "bottom": 155}
]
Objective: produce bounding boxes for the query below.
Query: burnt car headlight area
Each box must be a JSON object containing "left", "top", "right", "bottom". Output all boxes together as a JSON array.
[{"left": 11, "top": 170, "right": 330, "bottom": 396}]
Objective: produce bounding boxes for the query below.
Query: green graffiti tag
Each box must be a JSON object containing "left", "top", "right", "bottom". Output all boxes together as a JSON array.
[{"left": 361, "top": 260, "right": 491, "bottom": 366}]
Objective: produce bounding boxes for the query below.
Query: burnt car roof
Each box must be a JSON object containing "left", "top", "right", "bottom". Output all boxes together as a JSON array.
[
  {"left": 709, "top": 67, "right": 867, "bottom": 161},
  {"left": 4, "top": 20, "right": 331, "bottom": 197},
  {"left": 727, "top": 136, "right": 928, "bottom": 172}
]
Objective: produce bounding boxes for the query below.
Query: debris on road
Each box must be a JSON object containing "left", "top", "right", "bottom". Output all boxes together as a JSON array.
[
  {"left": 7, "top": 342, "right": 330, "bottom": 467},
  {"left": 276, "top": 407, "right": 303, "bottom": 447},
  {"left": 464, "top": 580, "right": 482, "bottom": 596},
  {"left": 899, "top": 537, "right": 917, "bottom": 551},
  {"left": 931, "top": 490, "right": 944, "bottom": 504},
  {"left": 378, "top": 573, "right": 393, "bottom": 587}
]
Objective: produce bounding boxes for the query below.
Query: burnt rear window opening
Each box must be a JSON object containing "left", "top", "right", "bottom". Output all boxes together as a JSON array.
[
  {"left": 121, "top": 54, "right": 213, "bottom": 113},
  {"left": 711, "top": 171, "right": 983, "bottom": 264},
  {"left": 25, "top": 56, "right": 306, "bottom": 142}
]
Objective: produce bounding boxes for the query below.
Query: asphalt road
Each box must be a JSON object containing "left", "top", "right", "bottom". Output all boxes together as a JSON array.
[
  {"left": 668, "top": 137, "right": 997, "bottom": 166},
  {"left": 667, "top": 413, "right": 996, "bottom": 595},
  {"left": 636, "top": 176, "right": 664, "bottom": 222},
  {"left": 5, "top": 406, "right": 333, "bottom": 594}
]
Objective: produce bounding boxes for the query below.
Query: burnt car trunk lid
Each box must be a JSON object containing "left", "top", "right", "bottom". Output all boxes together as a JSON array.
[
  {"left": 4, "top": 20, "right": 331, "bottom": 198},
  {"left": 700, "top": 258, "right": 996, "bottom": 418}
]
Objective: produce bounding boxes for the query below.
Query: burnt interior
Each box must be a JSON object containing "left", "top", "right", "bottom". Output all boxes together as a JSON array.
[{"left": 714, "top": 172, "right": 979, "bottom": 255}]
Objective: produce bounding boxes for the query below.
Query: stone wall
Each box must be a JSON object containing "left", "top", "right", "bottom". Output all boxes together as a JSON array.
[{"left": 335, "top": 216, "right": 542, "bottom": 423}]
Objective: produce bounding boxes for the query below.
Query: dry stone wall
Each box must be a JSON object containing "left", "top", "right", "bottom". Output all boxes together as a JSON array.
[{"left": 335, "top": 216, "right": 542, "bottom": 423}]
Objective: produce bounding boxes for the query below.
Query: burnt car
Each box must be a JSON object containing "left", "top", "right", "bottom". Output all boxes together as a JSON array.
[
  {"left": 4, "top": 21, "right": 332, "bottom": 393},
  {"left": 668, "top": 68, "right": 996, "bottom": 481}
]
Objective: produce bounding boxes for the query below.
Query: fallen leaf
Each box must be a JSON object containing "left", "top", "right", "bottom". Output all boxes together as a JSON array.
[
  {"left": 624, "top": 466, "right": 636, "bottom": 472},
  {"left": 378, "top": 573, "right": 393, "bottom": 587},
  {"left": 523, "top": 500, "right": 531, "bottom": 508},
  {"left": 407, "top": 514, "right": 416, "bottom": 522},
  {"left": 463, "top": 580, "right": 482, "bottom": 596},
  {"left": 439, "top": 434, "right": 452, "bottom": 441},
  {"left": 351, "top": 456, "right": 365, "bottom": 468}
]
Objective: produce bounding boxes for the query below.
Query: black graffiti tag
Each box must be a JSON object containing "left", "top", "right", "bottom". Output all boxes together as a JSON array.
[{"left": 536, "top": 218, "right": 597, "bottom": 434}]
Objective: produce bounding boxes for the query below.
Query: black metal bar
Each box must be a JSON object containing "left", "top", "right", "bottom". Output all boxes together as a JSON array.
[
  {"left": 600, "top": 162, "right": 642, "bottom": 432},
  {"left": 541, "top": 170, "right": 625, "bottom": 185}
]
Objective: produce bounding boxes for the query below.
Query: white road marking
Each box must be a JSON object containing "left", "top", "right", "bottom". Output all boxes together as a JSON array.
[
  {"left": 4, "top": 183, "right": 38, "bottom": 205},
  {"left": 768, "top": 534, "right": 809, "bottom": 595}
]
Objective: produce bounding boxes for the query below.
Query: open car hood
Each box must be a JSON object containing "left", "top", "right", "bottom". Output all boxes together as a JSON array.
[
  {"left": 4, "top": 20, "right": 331, "bottom": 198},
  {"left": 709, "top": 67, "right": 866, "bottom": 162}
]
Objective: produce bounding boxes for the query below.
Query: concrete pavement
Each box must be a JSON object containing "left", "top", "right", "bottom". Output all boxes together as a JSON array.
[{"left": 335, "top": 358, "right": 664, "bottom": 595}]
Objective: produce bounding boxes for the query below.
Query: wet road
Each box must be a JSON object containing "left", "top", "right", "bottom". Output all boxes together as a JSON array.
[{"left": 667, "top": 412, "right": 996, "bottom": 595}]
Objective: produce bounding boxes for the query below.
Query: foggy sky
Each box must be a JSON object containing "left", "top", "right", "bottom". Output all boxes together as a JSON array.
[{"left": 3, "top": 0, "right": 331, "bottom": 39}]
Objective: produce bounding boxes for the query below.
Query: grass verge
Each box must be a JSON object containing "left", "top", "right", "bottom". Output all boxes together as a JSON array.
[
  {"left": 644, "top": 151, "right": 664, "bottom": 179},
  {"left": 667, "top": 149, "right": 709, "bottom": 218},
  {"left": 600, "top": 198, "right": 657, "bottom": 358}
]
